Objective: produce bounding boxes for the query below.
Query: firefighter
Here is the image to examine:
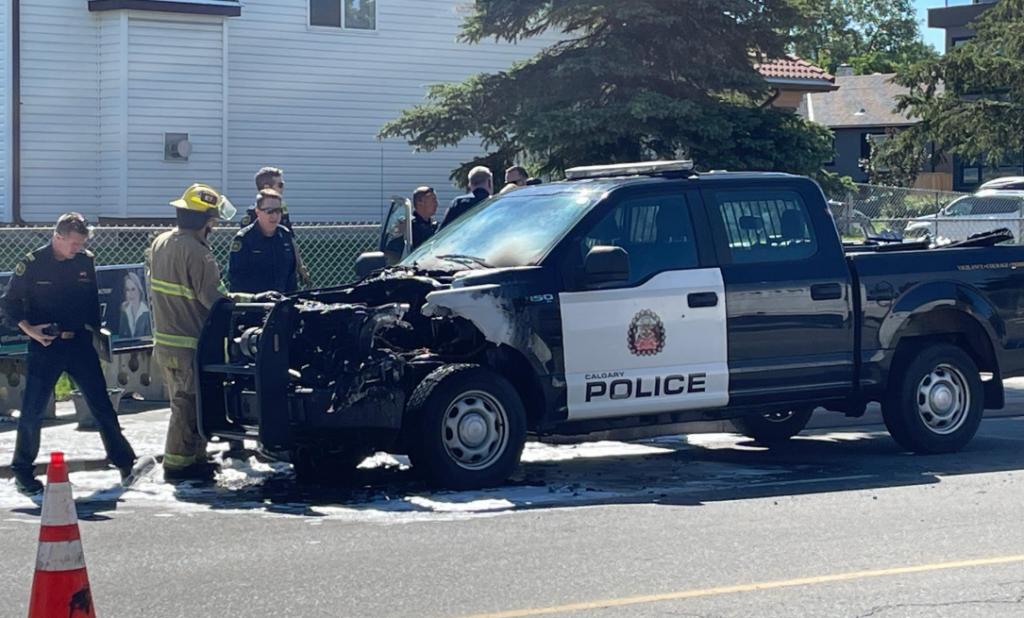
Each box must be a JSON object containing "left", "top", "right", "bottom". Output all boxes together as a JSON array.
[
  {"left": 1, "top": 213, "right": 143, "bottom": 496},
  {"left": 147, "top": 184, "right": 258, "bottom": 482}
]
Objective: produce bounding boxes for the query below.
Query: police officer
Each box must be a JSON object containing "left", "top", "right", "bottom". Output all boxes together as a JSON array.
[
  {"left": 440, "top": 166, "right": 493, "bottom": 230},
  {"left": 228, "top": 189, "right": 298, "bottom": 294},
  {"left": 1, "top": 213, "right": 142, "bottom": 496},
  {"left": 239, "top": 167, "right": 311, "bottom": 287},
  {"left": 148, "top": 184, "right": 254, "bottom": 482}
]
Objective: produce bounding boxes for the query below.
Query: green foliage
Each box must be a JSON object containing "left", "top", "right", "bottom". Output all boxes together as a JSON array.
[
  {"left": 861, "top": 128, "right": 927, "bottom": 187},
  {"left": 790, "top": 0, "right": 939, "bottom": 74},
  {"left": 878, "top": 0, "right": 1024, "bottom": 177},
  {"left": 378, "top": 0, "right": 840, "bottom": 189}
]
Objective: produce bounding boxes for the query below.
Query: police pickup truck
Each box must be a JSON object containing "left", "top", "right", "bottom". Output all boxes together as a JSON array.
[{"left": 196, "top": 160, "right": 1024, "bottom": 489}]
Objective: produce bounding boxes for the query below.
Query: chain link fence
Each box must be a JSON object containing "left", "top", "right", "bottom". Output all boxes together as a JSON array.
[
  {"left": 0, "top": 223, "right": 381, "bottom": 289},
  {"left": 828, "top": 184, "right": 1024, "bottom": 244},
  {"left": 1, "top": 182, "right": 1020, "bottom": 281}
]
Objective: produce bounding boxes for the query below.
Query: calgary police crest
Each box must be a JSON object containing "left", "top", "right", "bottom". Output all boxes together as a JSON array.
[{"left": 627, "top": 309, "right": 665, "bottom": 357}]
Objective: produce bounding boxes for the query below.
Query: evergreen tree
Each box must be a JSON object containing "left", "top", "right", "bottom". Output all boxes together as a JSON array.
[
  {"left": 377, "top": 0, "right": 845, "bottom": 192},
  {"left": 875, "top": 0, "right": 1024, "bottom": 184}
]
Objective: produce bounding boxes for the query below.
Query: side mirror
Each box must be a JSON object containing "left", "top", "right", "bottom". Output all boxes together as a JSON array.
[
  {"left": 354, "top": 251, "right": 387, "bottom": 279},
  {"left": 584, "top": 246, "right": 629, "bottom": 286}
]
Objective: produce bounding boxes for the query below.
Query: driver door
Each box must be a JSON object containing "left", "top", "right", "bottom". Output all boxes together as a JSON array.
[
  {"left": 558, "top": 190, "right": 729, "bottom": 421},
  {"left": 379, "top": 196, "right": 414, "bottom": 265}
]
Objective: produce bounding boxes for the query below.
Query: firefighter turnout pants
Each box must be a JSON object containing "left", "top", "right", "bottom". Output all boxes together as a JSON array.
[{"left": 157, "top": 350, "right": 208, "bottom": 470}]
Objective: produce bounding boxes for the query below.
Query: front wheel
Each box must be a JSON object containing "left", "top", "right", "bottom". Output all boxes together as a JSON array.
[
  {"left": 731, "top": 408, "right": 814, "bottom": 444},
  {"left": 882, "top": 343, "right": 984, "bottom": 454},
  {"left": 406, "top": 365, "right": 527, "bottom": 490}
]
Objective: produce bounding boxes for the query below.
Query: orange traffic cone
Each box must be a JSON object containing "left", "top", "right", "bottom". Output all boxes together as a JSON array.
[{"left": 27, "top": 452, "right": 96, "bottom": 618}]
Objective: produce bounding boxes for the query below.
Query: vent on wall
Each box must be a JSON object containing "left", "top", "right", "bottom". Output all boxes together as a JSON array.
[{"left": 164, "top": 133, "right": 192, "bottom": 162}]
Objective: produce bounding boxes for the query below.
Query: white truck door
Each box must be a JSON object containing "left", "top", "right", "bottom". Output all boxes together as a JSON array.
[{"left": 558, "top": 191, "right": 729, "bottom": 421}]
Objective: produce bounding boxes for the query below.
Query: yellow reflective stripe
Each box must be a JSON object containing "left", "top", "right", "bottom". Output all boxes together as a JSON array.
[
  {"left": 154, "top": 331, "right": 199, "bottom": 350},
  {"left": 163, "top": 453, "right": 196, "bottom": 469},
  {"left": 151, "top": 278, "right": 197, "bottom": 301}
]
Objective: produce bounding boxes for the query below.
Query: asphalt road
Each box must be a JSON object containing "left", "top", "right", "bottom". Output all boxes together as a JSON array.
[{"left": 2, "top": 405, "right": 1024, "bottom": 617}]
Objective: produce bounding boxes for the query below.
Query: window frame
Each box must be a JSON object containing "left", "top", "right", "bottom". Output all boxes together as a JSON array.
[
  {"left": 555, "top": 186, "right": 714, "bottom": 292},
  {"left": 308, "top": 0, "right": 378, "bottom": 34},
  {"left": 701, "top": 185, "right": 823, "bottom": 267}
]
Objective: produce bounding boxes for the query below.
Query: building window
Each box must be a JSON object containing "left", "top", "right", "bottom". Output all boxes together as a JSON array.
[{"left": 311, "top": 0, "right": 376, "bottom": 30}]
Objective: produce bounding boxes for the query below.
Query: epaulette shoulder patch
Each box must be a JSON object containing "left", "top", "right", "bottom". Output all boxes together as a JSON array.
[
  {"left": 25, "top": 253, "right": 35, "bottom": 262},
  {"left": 83, "top": 249, "right": 95, "bottom": 259}
]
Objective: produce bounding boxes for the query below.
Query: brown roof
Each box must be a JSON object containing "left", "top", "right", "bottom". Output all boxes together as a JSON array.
[
  {"left": 755, "top": 54, "right": 835, "bottom": 84},
  {"left": 801, "top": 73, "right": 938, "bottom": 128}
]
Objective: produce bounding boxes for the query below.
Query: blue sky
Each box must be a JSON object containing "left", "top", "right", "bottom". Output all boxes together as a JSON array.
[{"left": 916, "top": 0, "right": 952, "bottom": 52}]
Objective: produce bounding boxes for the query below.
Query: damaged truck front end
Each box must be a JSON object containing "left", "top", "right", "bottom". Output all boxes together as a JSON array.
[{"left": 196, "top": 267, "right": 554, "bottom": 487}]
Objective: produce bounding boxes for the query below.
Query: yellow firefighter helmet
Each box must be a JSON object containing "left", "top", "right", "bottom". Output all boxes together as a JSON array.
[{"left": 170, "top": 183, "right": 237, "bottom": 220}]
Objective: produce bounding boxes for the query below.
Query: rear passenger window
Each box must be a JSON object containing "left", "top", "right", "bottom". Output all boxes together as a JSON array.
[
  {"left": 580, "top": 194, "right": 698, "bottom": 285},
  {"left": 713, "top": 190, "right": 818, "bottom": 264}
]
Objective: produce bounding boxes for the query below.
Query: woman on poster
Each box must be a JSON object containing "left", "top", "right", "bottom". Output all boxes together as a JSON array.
[{"left": 118, "top": 271, "right": 152, "bottom": 339}]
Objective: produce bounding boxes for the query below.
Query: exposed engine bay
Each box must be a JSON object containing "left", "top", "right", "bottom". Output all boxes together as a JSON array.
[{"left": 197, "top": 266, "right": 547, "bottom": 461}]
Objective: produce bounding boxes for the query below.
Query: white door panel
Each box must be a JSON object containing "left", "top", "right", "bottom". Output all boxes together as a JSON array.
[{"left": 559, "top": 269, "right": 729, "bottom": 420}]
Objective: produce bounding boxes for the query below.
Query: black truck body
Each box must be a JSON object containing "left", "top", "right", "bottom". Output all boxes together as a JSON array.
[{"left": 196, "top": 162, "right": 1024, "bottom": 488}]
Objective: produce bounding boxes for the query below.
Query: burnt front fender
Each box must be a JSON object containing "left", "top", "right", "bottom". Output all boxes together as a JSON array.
[{"left": 420, "top": 284, "right": 555, "bottom": 378}]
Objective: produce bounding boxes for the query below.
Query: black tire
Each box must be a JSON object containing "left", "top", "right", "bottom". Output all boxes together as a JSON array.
[
  {"left": 406, "top": 364, "right": 527, "bottom": 490},
  {"left": 882, "top": 342, "right": 984, "bottom": 454},
  {"left": 731, "top": 408, "right": 814, "bottom": 444}
]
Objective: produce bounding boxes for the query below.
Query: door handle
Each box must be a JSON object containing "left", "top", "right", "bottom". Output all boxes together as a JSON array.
[
  {"left": 811, "top": 283, "right": 843, "bottom": 301},
  {"left": 688, "top": 292, "right": 718, "bottom": 308}
]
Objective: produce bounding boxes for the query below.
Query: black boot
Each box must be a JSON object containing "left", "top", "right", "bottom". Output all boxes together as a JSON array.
[{"left": 14, "top": 474, "right": 43, "bottom": 497}]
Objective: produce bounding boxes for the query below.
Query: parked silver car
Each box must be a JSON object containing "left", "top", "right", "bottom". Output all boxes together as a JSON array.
[{"left": 904, "top": 190, "right": 1024, "bottom": 242}]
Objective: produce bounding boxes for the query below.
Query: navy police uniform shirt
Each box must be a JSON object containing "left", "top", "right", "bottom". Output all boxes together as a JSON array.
[
  {"left": 0, "top": 243, "right": 103, "bottom": 333},
  {"left": 228, "top": 224, "right": 298, "bottom": 294}
]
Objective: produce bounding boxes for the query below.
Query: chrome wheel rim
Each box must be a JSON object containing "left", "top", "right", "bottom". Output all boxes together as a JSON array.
[
  {"left": 917, "top": 364, "right": 970, "bottom": 435},
  {"left": 442, "top": 390, "right": 509, "bottom": 471}
]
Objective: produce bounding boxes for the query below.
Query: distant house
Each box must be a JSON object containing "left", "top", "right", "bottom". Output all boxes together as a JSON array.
[
  {"left": 755, "top": 54, "right": 838, "bottom": 110},
  {"left": 800, "top": 68, "right": 953, "bottom": 190},
  {"left": 929, "top": 0, "right": 1021, "bottom": 191}
]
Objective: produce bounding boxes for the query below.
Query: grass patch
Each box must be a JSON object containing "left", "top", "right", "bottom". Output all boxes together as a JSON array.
[{"left": 55, "top": 373, "right": 73, "bottom": 402}]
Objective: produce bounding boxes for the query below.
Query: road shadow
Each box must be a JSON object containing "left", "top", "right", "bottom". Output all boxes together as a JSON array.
[{"left": 156, "top": 416, "right": 1024, "bottom": 519}]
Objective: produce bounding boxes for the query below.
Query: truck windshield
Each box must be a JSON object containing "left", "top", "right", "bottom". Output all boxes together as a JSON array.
[{"left": 402, "top": 184, "right": 612, "bottom": 269}]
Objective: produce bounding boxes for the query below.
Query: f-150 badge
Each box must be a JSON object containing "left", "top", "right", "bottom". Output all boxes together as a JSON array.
[{"left": 628, "top": 309, "right": 665, "bottom": 357}]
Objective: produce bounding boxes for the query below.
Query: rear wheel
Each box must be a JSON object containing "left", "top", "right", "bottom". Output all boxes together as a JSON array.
[
  {"left": 731, "top": 408, "right": 814, "bottom": 444},
  {"left": 882, "top": 342, "right": 983, "bottom": 453},
  {"left": 406, "top": 364, "right": 527, "bottom": 490}
]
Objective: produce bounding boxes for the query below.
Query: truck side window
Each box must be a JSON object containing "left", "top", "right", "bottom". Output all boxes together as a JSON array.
[
  {"left": 579, "top": 194, "right": 698, "bottom": 285},
  {"left": 713, "top": 190, "right": 818, "bottom": 264}
]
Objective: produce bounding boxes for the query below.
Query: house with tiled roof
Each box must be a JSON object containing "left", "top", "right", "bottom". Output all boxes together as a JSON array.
[
  {"left": 800, "top": 68, "right": 953, "bottom": 189},
  {"left": 754, "top": 54, "right": 838, "bottom": 109}
]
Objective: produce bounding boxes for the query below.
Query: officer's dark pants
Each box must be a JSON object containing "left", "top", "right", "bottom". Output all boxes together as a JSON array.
[{"left": 10, "top": 333, "right": 136, "bottom": 479}]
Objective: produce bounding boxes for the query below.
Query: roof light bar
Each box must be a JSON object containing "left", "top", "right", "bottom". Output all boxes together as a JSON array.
[{"left": 565, "top": 160, "right": 695, "bottom": 181}]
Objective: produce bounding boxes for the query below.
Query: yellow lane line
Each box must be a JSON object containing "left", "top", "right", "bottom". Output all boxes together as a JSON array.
[{"left": 450, "top": 554, "right": 1024, "bottom": 618}]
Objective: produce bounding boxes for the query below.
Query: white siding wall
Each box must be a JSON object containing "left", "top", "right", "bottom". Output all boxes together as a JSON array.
[
  {"left": 0, "top": 0, "right": 8, "bottom": 222},
  {"left": 99, "top": 12, "right": 124, "bottom": 219},
  {"left": 227, "top": 0, "right": 555, "bottom": 221},
  {"left": 19, "top": 0, "right": 100, "bottom": 223},
  {"left": 126, "top": 14, "right": 224, "bottom": 218}
]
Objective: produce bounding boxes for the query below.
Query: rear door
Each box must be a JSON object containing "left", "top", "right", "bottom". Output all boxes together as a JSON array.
[
  {"left": 558, "top": 188, "right": 729, "bottom": 421},
  {"left": 701, "top": 182, "right": 855, "bottom": 406}
]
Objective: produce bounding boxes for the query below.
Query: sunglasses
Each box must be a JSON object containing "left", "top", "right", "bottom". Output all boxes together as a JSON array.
[{"left": 260, "top": 208, "right": 284, "bottom": 215}]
